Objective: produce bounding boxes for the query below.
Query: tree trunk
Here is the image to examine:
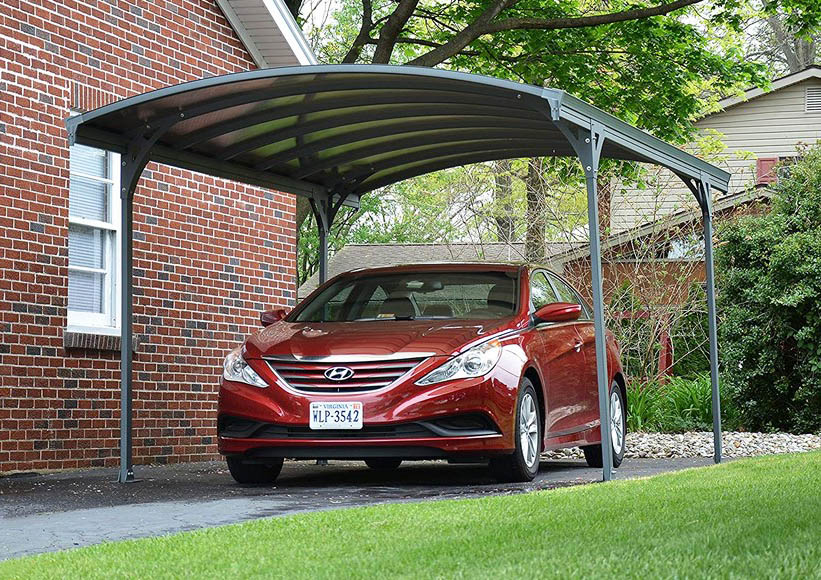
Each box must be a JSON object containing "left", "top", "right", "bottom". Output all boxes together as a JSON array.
[
  {"left": 493, "top": 159, "right": 515, "bottom": 243},
  {"left": 525, "top": 158, "right": 546, "bottom": 262}
]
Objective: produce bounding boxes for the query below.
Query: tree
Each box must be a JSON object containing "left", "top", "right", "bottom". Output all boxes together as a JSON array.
[
  {"left": 716, "top": 144, "right": 821, "bottom": 433},
  {"left": 291, "top": 0, "right": 821, "bottom": 275},
  {"left": 747, "top": 10, "right": 819, "bottom": 74}
]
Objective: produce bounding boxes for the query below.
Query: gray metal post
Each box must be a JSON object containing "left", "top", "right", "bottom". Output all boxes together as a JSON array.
[
  {"left": 311, "top": 198, "right": 331, "bottom": 284},
  {"left": 701, "top": 183, "right": 722, "bottom": 463},
  {"left": 558, "top": 121, "right": 612, "bottom": 481},
  {"left": 118, "top": 191, "right": 134, "bottom": 483}
]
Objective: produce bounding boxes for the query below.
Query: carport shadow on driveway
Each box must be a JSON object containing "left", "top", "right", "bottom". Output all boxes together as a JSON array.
[{"left": 0, "top": 457, "right": 710, "bottom": 560}]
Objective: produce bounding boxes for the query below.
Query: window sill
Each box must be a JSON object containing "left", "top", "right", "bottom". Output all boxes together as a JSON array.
[{"left": 64, "top": 327, "right": 140, "bottom": 352}]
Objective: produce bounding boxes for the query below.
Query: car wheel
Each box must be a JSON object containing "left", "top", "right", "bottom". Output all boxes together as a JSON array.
[
  {"left": 489, "top": 379, "right": 541, "bottom": 482},
  {"left": 364, "top": 458, "right": 402, "bottom": 471},
  {"left": 582, "top": 381, "right": 626, "bottom": 469},
  {"left": 226, "top": 456, "right": 284, "bottom": 484}
]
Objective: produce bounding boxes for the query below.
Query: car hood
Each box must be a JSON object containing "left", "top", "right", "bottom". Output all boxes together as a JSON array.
[{"left": 244, "top": 319, "right": 514, "bottom": 359}]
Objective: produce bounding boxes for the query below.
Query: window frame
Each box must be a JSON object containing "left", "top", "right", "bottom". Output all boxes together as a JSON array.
[{"left": 66, "top": 140, "right": 122, "bottom": 333}]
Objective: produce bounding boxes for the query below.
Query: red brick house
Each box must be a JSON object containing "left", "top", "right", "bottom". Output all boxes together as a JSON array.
[{"left": 0, "top": 0, "right": 314, "bottom": 473}]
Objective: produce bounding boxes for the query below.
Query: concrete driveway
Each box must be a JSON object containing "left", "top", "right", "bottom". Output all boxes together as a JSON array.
[{"left": 0, "top": 457, "right": 712, "bottom": 561}]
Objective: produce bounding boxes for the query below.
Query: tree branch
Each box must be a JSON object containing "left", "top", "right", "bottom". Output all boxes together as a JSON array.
[
  {"left": 406, "top": 0, "right": 703, "bottom": 67},
  {"left": 342, "top": 0, "right": 374, "bottom": 63},
  {"left": 372, "top": 0, "right": 421, "bottom": 63},
  {"left": 405, "top": 0, "right": 512, "bottom": 66}
]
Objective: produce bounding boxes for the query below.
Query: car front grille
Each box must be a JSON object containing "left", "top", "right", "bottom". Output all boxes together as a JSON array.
[{"left": 265, "top": 357, "right": 425, "bottom": 393}]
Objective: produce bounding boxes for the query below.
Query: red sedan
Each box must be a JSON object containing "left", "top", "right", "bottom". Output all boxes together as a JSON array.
[{"left": 218, "top": 263, "right": 626, "bottom": 483}]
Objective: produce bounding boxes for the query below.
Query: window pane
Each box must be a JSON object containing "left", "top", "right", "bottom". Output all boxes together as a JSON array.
[
  {"left": 69, "top": 175, "right": 108, "bottom": 221},
  {"left": 68, "top": 224, "right": 104, "bottom": 269},
  {"left": 68, "top": 270, "right": 104, "bottom": 313},
  {"left": 530, "top": 272, "right": 556, "bottom": 310},
  {"left": 70, "top": 144, "right": 108, "bottom": 178},
  {"left": 552, "top": 277, "right": 580, "bottom": 305}
]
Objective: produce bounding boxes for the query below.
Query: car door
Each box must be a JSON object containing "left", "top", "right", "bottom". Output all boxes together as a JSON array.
[
  {"left": 547, "top": 273, "right": 599, "bottom": 429},
  {"left": 529, "top": 270, "right": 586, "bottom": 438}
]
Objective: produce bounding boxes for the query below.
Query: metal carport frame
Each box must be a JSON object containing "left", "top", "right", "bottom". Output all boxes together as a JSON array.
[{"left": 66, "top": 64, "right": 730, "bottom": 483}]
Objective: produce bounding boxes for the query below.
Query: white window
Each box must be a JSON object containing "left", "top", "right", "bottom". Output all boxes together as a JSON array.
[{"left": 67, "top": 143, "right": 121, "bottom": 331}]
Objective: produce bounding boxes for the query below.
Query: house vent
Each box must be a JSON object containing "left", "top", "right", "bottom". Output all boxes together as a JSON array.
[{"left": 806, "top": 87, "right": 821, "bottom": 112}]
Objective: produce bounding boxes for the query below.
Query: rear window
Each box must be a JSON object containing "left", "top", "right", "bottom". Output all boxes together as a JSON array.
[{"left": 291, "top": 270, "right": 519, "bottom": 322}]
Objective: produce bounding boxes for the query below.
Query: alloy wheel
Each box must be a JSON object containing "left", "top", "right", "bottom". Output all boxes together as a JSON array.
[
  {"left": 610, "top": 390, "right": 625, "bottom": 455},
  {"left": 519, "top": 392, "right": 539, "bottom": 468}
]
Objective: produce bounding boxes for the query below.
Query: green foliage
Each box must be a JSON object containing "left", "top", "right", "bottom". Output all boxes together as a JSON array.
[
  {"left": 670, "top": 283, "right": 711, "bottom": 378},
  {"left": 627, "top": 374, "right": 741, "bottom": 433},
  {"left": 717, "top": 145, "right": 821, "bottom": 433}
]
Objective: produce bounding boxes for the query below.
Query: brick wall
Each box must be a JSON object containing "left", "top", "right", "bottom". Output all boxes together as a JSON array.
[{"left": 0, "top": 0, "right": 297, "bottom": 472}]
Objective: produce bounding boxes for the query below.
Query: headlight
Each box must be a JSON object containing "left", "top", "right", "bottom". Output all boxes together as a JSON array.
[
  {"left": 416, "top": 339, "right": 502, "bottom": 386},
  {"left": 223, "top": 347, "right": 268, "bottom": 388}
]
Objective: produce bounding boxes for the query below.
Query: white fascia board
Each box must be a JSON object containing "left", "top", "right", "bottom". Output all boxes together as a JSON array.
[
  {"left": 217, "top": 0, "right": 317, "bottom": 68},
  {"left": 215, "top": 0, "right": 271, "bottom": 68},
  {"left": 714, "top": 67, "right": 821, "bottom": 112},
  {"left": 262, "top": 0, "right": 317, "bottom": 65}
]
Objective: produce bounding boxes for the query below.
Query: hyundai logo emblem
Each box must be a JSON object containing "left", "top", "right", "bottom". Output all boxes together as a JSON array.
[{"left": 324, "top": 366, "right": 355, "bottom": 381}]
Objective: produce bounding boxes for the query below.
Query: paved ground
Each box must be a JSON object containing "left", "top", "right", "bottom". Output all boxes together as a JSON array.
[{"left": 0, "top": 457, "right": 712, "bottom": 561}]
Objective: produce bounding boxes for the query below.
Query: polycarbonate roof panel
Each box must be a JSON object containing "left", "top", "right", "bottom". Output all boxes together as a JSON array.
[{"left": 67, "top": 65, "right": 730, "bottom": 198}]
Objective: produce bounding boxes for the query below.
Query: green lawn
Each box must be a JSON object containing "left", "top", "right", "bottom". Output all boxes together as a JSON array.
[{"left": 3, "top": 452, "right": 820, "bottom": 579}]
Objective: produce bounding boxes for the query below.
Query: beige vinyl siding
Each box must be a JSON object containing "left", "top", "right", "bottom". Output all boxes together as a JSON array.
[{"left": 610, "top": 77, "right": 821, "bottom": 232}]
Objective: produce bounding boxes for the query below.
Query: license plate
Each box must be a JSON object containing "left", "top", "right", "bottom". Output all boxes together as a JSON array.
[{"left": 309, "top": 402, "right": 363, "bottom": 430}]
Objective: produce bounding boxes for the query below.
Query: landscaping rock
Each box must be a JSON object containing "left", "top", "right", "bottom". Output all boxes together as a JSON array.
[{"left": 543, "top": 432, "right": 821, "bottom": 460}]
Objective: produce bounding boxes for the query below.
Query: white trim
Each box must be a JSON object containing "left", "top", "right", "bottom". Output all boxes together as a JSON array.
[
  {"left": 714, "top": 67, "right": 821, "bottom": 112},
  {"left": 217, "top": 0, "right": 317, "bottom": 68},
  {"left": 263, "top": 0, "right": 317, "bottom": 65},
  {"left": 215, "top": 0, "right": 270, "bottom": 68},
  {"left": 67, "top": 147, "right": 122, "bottom": 331},
  {"left": 65, "top": 324, "right": 122, "bottom": 337}
]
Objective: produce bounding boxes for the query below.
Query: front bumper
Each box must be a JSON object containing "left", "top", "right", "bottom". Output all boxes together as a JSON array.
[{"left": 217, "top": 357, "right": 522, "bottom": 459}]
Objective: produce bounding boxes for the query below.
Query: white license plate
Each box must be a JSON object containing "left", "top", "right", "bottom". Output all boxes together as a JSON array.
[{"left": 309, "top": 402, "right": 363, "bottom": 430}]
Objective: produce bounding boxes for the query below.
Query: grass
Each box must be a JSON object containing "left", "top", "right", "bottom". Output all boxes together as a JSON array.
[{"left": 3, "top": 452, "right": 820, "bottom": 579}]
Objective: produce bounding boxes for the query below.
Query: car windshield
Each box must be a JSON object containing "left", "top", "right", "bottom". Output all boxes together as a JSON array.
[{"left": 291, "top": 270, "right": 519, "bottom": 322}]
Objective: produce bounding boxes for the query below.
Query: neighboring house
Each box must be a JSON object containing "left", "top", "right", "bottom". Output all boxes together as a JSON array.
[
  {"left": 609, "top": 66, "right": 821, "bottom": 233},
  {"left": 298, "top": 242, "right": 572, "bottom": 299},
  {"left": 1, "top": 0, "right": 314, "bottom": 473}
]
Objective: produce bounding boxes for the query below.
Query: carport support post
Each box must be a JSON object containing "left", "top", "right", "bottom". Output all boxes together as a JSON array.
[
  {"left": 311, "top": 197, "right": 332, "bottom": 284},
  {"left": 701, "top": 182, "right": 723, "bottom": 464},
  {"left": 116, "top": 126, "right": 167, "bottom": 483},
  {"left": 560, "top": 121, "right": 613, "bottom": 482}
]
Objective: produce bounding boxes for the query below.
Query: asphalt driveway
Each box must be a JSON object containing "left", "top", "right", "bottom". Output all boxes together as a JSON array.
[{"left": 0, "top": 457, "right": 712, "bottom": 560}]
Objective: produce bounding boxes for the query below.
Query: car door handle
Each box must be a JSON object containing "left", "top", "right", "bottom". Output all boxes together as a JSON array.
[{"left": 573, "top": 340, "right": 583, "bottom": 353}]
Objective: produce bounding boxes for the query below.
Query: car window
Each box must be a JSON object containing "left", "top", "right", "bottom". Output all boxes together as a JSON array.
[
  {"left": 530, "top": 271, "right": 558, "bottom": 310},
  {"left": 291, "top": 271, "right": 519, "bottom": 322},
  {"left": 548, "top": 274, "right": 592, "bottom": 319}
]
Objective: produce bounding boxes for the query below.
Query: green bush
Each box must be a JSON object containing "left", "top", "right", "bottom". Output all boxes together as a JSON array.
[
  {"left": 626, "top": 374, "right": 741, "bottom": 433},
  {"left": 716, "top": 145, "right": 821, "bottom": 433}
]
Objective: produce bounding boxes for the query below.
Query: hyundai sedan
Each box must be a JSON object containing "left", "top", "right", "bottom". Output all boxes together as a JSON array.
[{"left": 218, "top": 263, "right": 626, "bottom": 483}]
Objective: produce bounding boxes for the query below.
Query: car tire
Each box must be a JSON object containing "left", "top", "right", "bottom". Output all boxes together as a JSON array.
[
  {"left": 582, "top": 381, "right": 626, "bottom": 469},
  {"left": 226, "top": 456, "right": 284, "bottom": 484},
  {"left": 489, "top": 378, "right": 541, "bottom": 483},
  {"left": 364, "top": 458, "right": 403, "bottom": 471}
]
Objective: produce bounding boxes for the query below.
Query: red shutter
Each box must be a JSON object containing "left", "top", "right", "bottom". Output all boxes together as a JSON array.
[{"left": 756, "top": 157, "right": 779, "bottom": 185}]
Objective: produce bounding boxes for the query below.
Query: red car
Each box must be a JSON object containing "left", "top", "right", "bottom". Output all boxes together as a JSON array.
[{"left": 218, "top": 263, "right": 626, "bottom": 483}]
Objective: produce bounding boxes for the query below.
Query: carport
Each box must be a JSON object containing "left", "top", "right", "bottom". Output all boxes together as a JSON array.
[{"left": 66, "top": 64, "right": 730, "bottom": 483}]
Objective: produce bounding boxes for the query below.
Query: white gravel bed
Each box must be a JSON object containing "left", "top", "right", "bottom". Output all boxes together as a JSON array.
[{"left": 543, "top": 431, "right": 821, "bottom": 460}]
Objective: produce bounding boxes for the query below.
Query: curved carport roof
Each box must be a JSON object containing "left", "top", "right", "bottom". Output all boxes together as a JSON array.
[
  {"left": 67, "top": 64, "right": 729, "bottom": 484},
  {"left": 68, "top": 65, "right": 729, "bottom": 200}
]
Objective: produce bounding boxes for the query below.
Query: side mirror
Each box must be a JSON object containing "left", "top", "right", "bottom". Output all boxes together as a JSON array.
[
  {"left": 534, "top": 302, "right": 582, "bottom": 324},
  {"left": 260, "top": 308, "right": 288, "bottom": 327}
]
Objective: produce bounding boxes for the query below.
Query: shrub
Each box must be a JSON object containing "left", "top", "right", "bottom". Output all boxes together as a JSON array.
[
  {"left": 626, "top": 374, "right": 741, "bottom": 433},
  {"left": 716, "top": 145, "right": 821, "bottom": 433}
]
